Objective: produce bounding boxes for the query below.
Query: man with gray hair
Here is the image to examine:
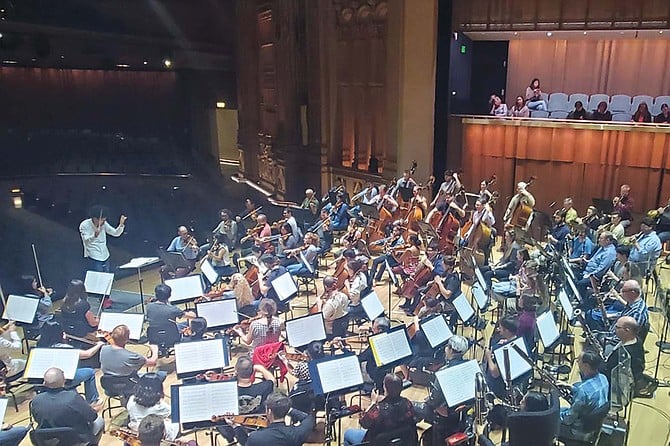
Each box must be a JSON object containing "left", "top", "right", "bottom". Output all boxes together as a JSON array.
[
  {"left": 577, "top": 231, "right": 617, "bottom": 306},
  {"left": 503, "top": 181, "right": 536, "bottom": 229},
  {"left": 30, "top": 367, "right": 105, "bottom": 445}
]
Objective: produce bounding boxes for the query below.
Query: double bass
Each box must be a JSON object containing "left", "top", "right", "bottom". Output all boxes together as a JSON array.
[{"left": 508, "top": 176, "right": 536, "bottom": 228}]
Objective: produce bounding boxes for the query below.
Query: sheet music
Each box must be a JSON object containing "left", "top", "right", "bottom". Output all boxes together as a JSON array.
[
  {"left": 285, "top": 314, "right": 326, "bottom": 348},
  {"left": 316, "top": 355, "right": 364, "bottom": 394},
  {"left": 561, "top": 257, "right": 575, "bottom": 280},
  {"left": 196, "top": 299, "right": 239, "bottom": 328},
  {"left": 452, "top": 293, "right": 475, "bottom": 322},
  {"left": 84, "top": 271, "right": 114, "bottom": 295},
  {"left": 361, "top": 291, "right": 385, "bottom": 320},
  {"left": 299, "top": 251, "right": 314, "bottom": 274},
  {"left": 420, "top": 315, "right": 453, "bottom": 348},
  {"left": 434, "top": 359, "right": 482, "bottom": 408},
  {"left": 558, "top": 289, "right": 575, "bottom": 321},
  {"left": 200, "top": 260, "right": 219, "bottom": 284},
  {"left": 493, "top": 338, "right": 532, "bottom": 381},
  {"left": 177, "top": 381, "right": 238, "bottom": 423},
  {"left": 536, "top": 311, "right": 560, "bottom": 347},
  {"left": 165, "top": 275, "right": 204, "bottom": 303},
  {"left": 471, "top": 284, "right": 488, "bottom": 311},
  {"left": 3, "top": 295, "right": 39, "bottom": 323},
  {"left": 271, "top": 272, "right": 298, "bottom": 302},
  {"left": 99, "top": 312, "right": 144, "bottom": 340},
  {"left": 369, "top": 328, "right": 412, "bottom": 367},
  {"left": 119, "top": 257, "right": 160, "bottom": 269},
  {"left": 175, "top": 339, "right": 227, "bottom": 374},
  {"left": 474, "top": 266, "right": 487, "bottom": 291},
  {"left": 0, "top": 398, "right": 7, "bottom": 424},
  {"left": 566, "top": 274, "right": 581, "bottom": 302},
  {"left": 24, "top": 348, "right": 80, "bottom": 380}
]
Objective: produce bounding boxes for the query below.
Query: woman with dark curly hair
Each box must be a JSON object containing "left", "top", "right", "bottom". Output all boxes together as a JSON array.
[{"left": 126, "top": 374, "right": 179, "bottom": 440}]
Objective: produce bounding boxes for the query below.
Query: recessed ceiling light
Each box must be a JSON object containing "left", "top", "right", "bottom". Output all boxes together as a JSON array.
[
  {"left": 546, "top": 32, "right": 552, "bottom": 37},
  {"left": 163, "top": 59, "right": 172, "bottom": 68},
  {"left": 583, "top": 31, "right": 587, "bottom": 35},
  {"left": 60, "top": 55, "right": 65, "bottom": 59},
  {"left": 143, "top": 60, "right": 148, "bottom": 65},
  {"left": 660, "top": 30, "right": 664, "bottom": 34},
  {"left": 514, "top": 32, "right": 518, "bottom": 36}
]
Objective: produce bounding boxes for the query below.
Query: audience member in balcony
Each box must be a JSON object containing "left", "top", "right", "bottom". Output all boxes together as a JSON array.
[
  {"left": 568, "top": 101, "right": 589, "bottom": 120},
  {"left": 591, "top": 101, "right": 612, "bottom": 121},
  {"left": 632, "top": 102, "right": 652, "bottom": 123},
  {"left": 489, "top": 95, "right": 508, "bottom": 117},
  {"left": 525, "top": 78, "right": 548, "bottom": 111},
  {"left": 654, "top": 103, "right": 670, "bottom": 124},
  {"left": 509, "top": 96, "right": 530, "bottom": 118}
]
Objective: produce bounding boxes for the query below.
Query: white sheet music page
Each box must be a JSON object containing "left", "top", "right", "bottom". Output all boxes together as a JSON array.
[
  {"left": 285, "top": 314, "right": 326, "bottom": 348},
  {"left": 316, "top": 355, "right": 364, "bottom": 394},
  {"left": 196, "top": 299, "right": 238, "bottom": 328},
  {"left": 299, "top": 251, "right": 314, "bottom": 274},
  {"left": 558, "top": 289, "right": 574, "bottom": 321},
  {"left": 84, "top": 271, "right": 114, "bottom": 295},
  {"left": 0, "top": 398, "right": 7, "bottom": 424},
  {"left": 452, "top": 293, "right": 475, "bottom": 322},
  {"left": 536, "top": 311, "right": 560, "bottom": 347},
  {"left": 435, "top": 359, "right": 482, "bottom": 407},
  {"left": 175, "top": 339, "right": 227, "bottom": 374},
  {"left": 24, "top": 348, "right": 80, "bottom": 380},
  {"left": 165, "top": 275, "right": 204, "bottom": 303},
  {"left": 493, "top": 337, "right": 532, "bottom": 381},
  {"left": 474, "top": 267, "right": 487, "bottom": 291},
  {"left": 99, "top": 312, "right": 144, "bottom": 340},
  {"left": 200, "top": 260, "right": 219, "bottom": 285},
  {"left": 272, "top": 272, "right": 298, "bottom": 302},
  {"left": 120, "top": 257, "right": 160, "bottom": 269},
  {"left": 361, "top": 291, "right": 384, "bottom": 320},
  {"left": 471, "top": 284, "right": 488, "bottom": 311},
  {"left": 566, "top": 275, "right": 581, "bottom": 302},
  {"left": 3, "top": 295, "right": 40, "bottom": 323},
  {"left": 421, "top": 315, "right": 453, "bottom": 349},
  {"left": 178, "top": 381, "right": 239, "bottom": 423},
  {"left": 369, "top": 329, "right": 412, "bottom": 367}
]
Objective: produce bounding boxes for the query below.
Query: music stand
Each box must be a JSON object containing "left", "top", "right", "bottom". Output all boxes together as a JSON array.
[
  {"left": 419, "top": 314, "right": 454, "bottom": 350},
  {"left": 358, "top": 203, "right": 380, "bottom": 221},
  {"left": 592, "top": 197, "right": 614, "bottom": 215},
  {"left": 361, "top": 290, "right": 385, "bottom": 321},
  {"left": 119, "top": 257, "right": 160, "bottom": 314},
  {"left": 174, "top": 338, "right": 230, "bottom": 379},
  {"left": 368, "top": 325, "right": 413, "bottom": 369},
  {"left": 416, "top": 221, "right": 440, "bottom": 247},
  {"left": 434, "top": 359, "right": 482, "bottom": 408},
  {"left": 157, "top": 248, "right": 192, "bottom": 273},
  {"left": 285, "top": 313, "right": 327, "bottom": 349},
  {"left": 3, "top": 295, "right": 39, "bottom": 324},
  {"left": 165, "top": 275, "right": 205, "bottom": 304},
  {"left": 383, "top": 258, "right": 402, "bottom": 323},
  {"left": 24, "top": 348, "right": 80, "bottom": 382},
  {"left": 195, "top": 299, "right": 239, "bottom": 331},
  {"left": 171, "top": 380, "right": 238, "bottom": 430}
]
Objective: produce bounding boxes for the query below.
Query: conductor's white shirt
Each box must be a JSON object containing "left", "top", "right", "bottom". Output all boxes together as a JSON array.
[{"left": 79, "top": 218, "right": 125, "bottom": 261}]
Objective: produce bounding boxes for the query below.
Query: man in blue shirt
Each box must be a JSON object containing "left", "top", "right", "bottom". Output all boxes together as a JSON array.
[
  {"left": 560, "top": 350, "right": 609, "bottom": 439},
  {"left": 577, "top": 232, "right": 616, "bottom": 307},
  {"left": 548, "top": 210, "right": 570, "bottom": 253},
  {"left": 629, "top": 217, "right": 662, "bottom": 273}
]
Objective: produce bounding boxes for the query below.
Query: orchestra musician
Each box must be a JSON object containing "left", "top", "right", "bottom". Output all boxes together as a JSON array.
[
  {"left": 277, "top": 223, "right": 300, "bottom": 266},
  {"left": 343, "top": 374, "right": 415, "bottom": 446},
  {"left": 597, "top": 211, "right": 624, "bottom": 244},
  {"left": 17, "top": 273, "right": 54, "bottom": 329},
  {"left": 605, "top": 316, "right": 645, "bottom": 389},
  {"left": 483, "top": 315, "right": 523, "bottom": 399},
  {"left": 503, "top": 182, "right": 536, "bottom": 229},
  {"left": 490, "top": 249, "right": 533, "bottom": 303},
  {"left": 480, "top": 230, "right": 520, "bottom": 290},
  {"left": 370, "top": 224, "right": 405, "bottom": 284},
  {"left": 613, "top": 184, "right": 634, "bottom": 227},
  {"left": 127, "top": 373, "right": 180, "bottom": 441},
  {"left": 329, "top": 193, "right": 350, "bottom": 231},
  {"left": 100, "top": 324, "right": 162, "bottom": 383},
  {"left": 59, "top": 279, "right": 99, "bottom": 338},
  {"left": 282, "top": 208, "right": 303, "bottom": 241},
  {"left": 568, "top": 225, "right": 595, "bottom": 275},
  {"left": 233, "top": 298, "right": 283, "bottom": 352},
  {"left": 406, "top": 255, "right": 460, "bottom": 317},
  {"left": 463, "top": 197, "right": 496, "bottom": 264},
  {"left": 478, "top": 179, "right": 494, "bottom": 204},
  {"left": 245, "top": 392, "right": 315, "bottom": 446},
  {"left": 547, "top": 210, "right": 570, "bottom": 253},
  {"left": 0, "top": 364, "right": 28, "bottom": 446},
  {"left": 424, "top": 191, "right": 466, "bottom": 228},
  {"left": 582, "top": 205, "right": 602, "bottom": 242},
  {"left": 205, "top": 234, "right": 237, "bottom": 278},
  {"left": 352, "top": 316, "right": 392, "bottom": 391},
  {"left": 341, "top": 217, "right": 364, "bottom": 252},
  {"left": 212, "top": 208, "right": 238, "bottom": 248},
  {"left": 300, "top": 188, "right": 320, "bottom": 219},
  {"left": 603, "top": 280, "right": 649, "bottom": 339},
  {"left": 79, "top": 204, "right": 126, "bottom": 273},
  {"left": 430, "top": 170, "right": 462, "bottom": 210},
  {"left": 391, "top": 234, "right": 422, "bottom": 280},
  {"left": 258, "top": 254, "right": 290, "bottom": 311},
  {"left": 147, "top": 284, "right": 196, "bottom": 334},
  {"left": 167, "top": 226, "right": 201, "bottom": 267},
  {"left": 628, "top": 217, "right": 662, "bottom": 271},
  {"left": 317, "top": 275, "right": 350, "bottom": 339},
  {"left": 0, "top": 321, "right": 25, "bottom": 380},
  {"left": 346, "top": 258, "right": 371, "bottom": 320},
  {"left": 558, "top": 350, "right": 610, "bottom": 443},
  {"left": 394, "top": 170, "right": 418, "bottom": 198},
  {"left": 180, "top": 317, "right": 208, "bottom": 342},
  {"left": 252, "top": 214, "right": 273, "bottom": 253},
  {"left": 563, "top": 197, "right": 578, "bottom": 227},
  {"left": 576, "top": 232, "right": 617, "bottom": 307},
  {"left": 313, "top": 208, "right": 333, "bottom": 253},
  {"left": 652, "top": 196, "right": 670, "bottom": 244},
  {"left": 285, "top": 232, "right": 320, "bottom": 275}
]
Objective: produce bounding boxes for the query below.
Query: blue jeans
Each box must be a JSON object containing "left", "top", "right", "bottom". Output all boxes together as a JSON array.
[
  {"left": 86, "top": 257, "right": 110, "bottom": 273},
  {"left": 287, "top": 263, "right": 310, "bottom": 275},
  {"left": 527, "top": 99, "right": 547, "bottom": 111},
  {"left": 344, "top": 428, "right": 367, "bottom": 446},
  {"left": 68, "top": 367, "right": 99, "bottom": 403},
  {"left": 0, "top": 426, "right": 28, "bottom": 446}
]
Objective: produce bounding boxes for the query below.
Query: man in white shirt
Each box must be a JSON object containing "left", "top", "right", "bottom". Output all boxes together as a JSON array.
[{"left": 79, "top": 205, "right": 126, "bottom": 273}]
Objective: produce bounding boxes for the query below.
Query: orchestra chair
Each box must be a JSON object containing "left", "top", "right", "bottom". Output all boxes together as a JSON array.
[
  {"left": 352, "top": 424, "right": 419, "bottom": 446},
  {"left": 4, "top": 372, "right": 23, "bottom": 411},
  {"left": 146, "top": 324, "right": 181, "bottom": 358},
  {"left": 294, "top": 255, "right": 321, "bottom": 304},
  {"left": 20, "top": 326, "right": 41, "bottom": 354},
  {"left": 507, "top": 391, "right": 560, "bottom": 446},
  {"left": 100, "top": 374, "right": 137, "bottom": 419},
  {"left": 558, "top": 403, "right": 610, "bottom": 446},
  {"left": 29, "top": 427, "right": 89, "bottom": 446}
]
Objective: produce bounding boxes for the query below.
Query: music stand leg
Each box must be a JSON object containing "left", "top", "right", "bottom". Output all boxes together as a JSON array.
[
  {"left": 386, "top": 281, "right": 402, "bottom": 324},
  {"left": 137, "top": 266, "right": 146, "bottom": 314}
]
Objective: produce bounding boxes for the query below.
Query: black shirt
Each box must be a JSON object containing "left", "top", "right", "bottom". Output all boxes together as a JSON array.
[
  {"left": 31, "top": 387, "right": 98, "bottom": 443},
  {"left": 246, "top": 408, "right": 315, "bottom": 446},
  {"left": 238, "top": 380, "right": 274, "bottom": 415}
]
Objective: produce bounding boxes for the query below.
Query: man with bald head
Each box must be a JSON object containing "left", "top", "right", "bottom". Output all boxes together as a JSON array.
[
  {"left": 167, "top": 225, "right": 201, "bottom": 263},
  {"left": 605, "top": 316, "right": 645, "bottom": 387},
  {"left": 30, "top": 367, "right": 105, "bottom": 444},
  {"left": 607, "top": 280, "right": 649, "bottom": 338}
]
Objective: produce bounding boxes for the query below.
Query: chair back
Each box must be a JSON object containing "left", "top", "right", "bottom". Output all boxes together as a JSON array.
[
  {"left": 581, "top": 403, "right": 610, "bottom": 434},
  {"left": 508, "top": 391, "right": 560, "bottom": 446},
  {"left": 147, "top": 324, "right": 181, "bottom": 348},
  {"left": 30, "top": 427, "right": 89, "bottom": 446},
  {"left": 100, "top": 373, "right": 137, "bottom": 398},
  {"left": 371, "top": 425, "right": 418, "bottom": 446}
]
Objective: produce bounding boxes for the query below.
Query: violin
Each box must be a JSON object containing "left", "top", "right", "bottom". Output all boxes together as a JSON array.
[
  {"left": 211, "top": 414, "right": 269, "bottom": 429},
  {"left": 240, "top": 224, "right": 263, "bottom": 244},
  {"left": 111, "top": 428, "right": 197, "bottom": 446},
  {"left": 96, "top": 329, "right": 114, "bottom": 345},
  {"left": 271, "top": 218, "right": 288, "bottom": 230},
  {"left": 196, "top": 370, "right": 235, "bottom": 382},
  {"left": 0, "top": 322, "right": 14, "bottom": 335}
]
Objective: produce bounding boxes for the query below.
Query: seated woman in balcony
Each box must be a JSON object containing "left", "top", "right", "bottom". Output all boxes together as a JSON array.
[
  {"left": 525, "top": 78, "right": 548, "bottom": 111},
  {"left": 632, "top": 102, "right": 652, "bottom": 123},
  {"left": 509, "top": 96, "right": 530, "bottom": 118},
  {"left": 654, "top": 103, "right": 670, "bottom": 124},
  {"left": 591, "top": 101, "right": 612, "bottom": 121},
  {"left": 568, "top": 101, "right": 589, "bottom": 120},
  {"left": 489, "top": 95, "right": 508, "bottom": 117}
]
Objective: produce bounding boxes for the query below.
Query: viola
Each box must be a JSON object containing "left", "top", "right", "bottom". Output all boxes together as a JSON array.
[{"left": 211, "top": 414, "right": 269, "bottom": 429}]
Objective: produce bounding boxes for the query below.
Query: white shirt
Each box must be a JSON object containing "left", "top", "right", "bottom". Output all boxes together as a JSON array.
[{"left": 79, "top": 218, "right": 125, "bottom": 261}]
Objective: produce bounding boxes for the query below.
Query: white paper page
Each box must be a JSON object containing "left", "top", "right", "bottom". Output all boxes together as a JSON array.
[
  {"left": 120, "top": 257, "right": 160, "bottom": 269},
  {"left": 0, "top": 398, "right": 7, "bottom": 424},
  {"left": 285, "top": 313, "right": 326, "bottom": 348},
  {"left": 299, "top": 251, "right": 314, "bottom": 274},
  {"left": 558, "top": 289, "right": 575, "bottom": 321},
  {"left": 536, "top": 311, "right": 560, "bottom": 348},
  {"left": 3, "top": 295, "right": 40, "bottom": 323},
  {"left": 421, "top": 315, "right": 453, "bottom": 349},
  {"left": 452, "top": 293, "right": 475, "bottom": 322},
  {"left": 166, "top": 275, "right": 204, "bottom": 303},
  {"left": 369, "top": 329, "right": 412, "bottom": 367},
  {"left": 493, "top": 338, "right": 532, "bottom": 381},
  {"left": 200, "top": 260, "right": 219, "bottom": 284},
  {"left": 272, "top": 272, "right": 298, "bottom": 302},
  {"left": 566, "top": 274, "right": 581, "bottom": 302},
  {"left": 474, "top": 266, "right": 487, "bottom": 291},
  {"left": 561, "top": 257, "right": 575, "bottom": 280},
  {"left": 435, "top": 359, "right": 482, "bottom": 407},
  {"left": 196, "top": 299, "right": 239, "bottom": 328},
  {"left": 471, "top": 284, "right": 488, "bottom": 311},
  {"left": 24, "top": 348, "right": 80, "bottom": 380},
  {"left": 84, "top": 271, "right": 114, "bottom": 295},
  {"left": 316, "top": 355, "right": 364, "bottom": 394},
  {"left": 178, "top": 381, "right": 239, "bottom": 423},
  {"left": 175, "top": 339, "right": 227, "bottom": 374},
  {"left": 99, "top": 312, "right": 144, "bottom": 340},
  {"left": 361, "top": 291, "right": 385, "bottom": 320}
]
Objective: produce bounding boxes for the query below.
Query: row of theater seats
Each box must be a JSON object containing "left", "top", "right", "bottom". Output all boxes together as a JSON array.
[{"left": 530, "top": 93, "right": 670, "bottom": 120}]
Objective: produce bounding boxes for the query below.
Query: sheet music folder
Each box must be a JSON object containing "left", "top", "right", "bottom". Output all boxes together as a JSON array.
[
  {"left": 171, "top": 380, "right": 238, "bottom": 429},
  {"left": 24, "top": 348, "right": 80, "bottom": 381},
  {"left": 309, "top": 352, "right": 364, "bottom": 395},
  {"left": 434, "top": 359, "right": 482, "bottom": 408},
  {"left": 174, "top": 338, "right": 230, "bottom": 379},
  {"left": 285, "top": 313, "right": 326, "bottom": 348},
  {"left": 3, "top": 295, "right": 39, "bottom": 324},
  {"left": 420, "top": 314, "right": 453, "bottom": 349},
  {"left": 196, "top": 299, "right": 239, "bottom": 329},
  {"left": 369, "top": 325, "right": 413, "bottom": 368}
]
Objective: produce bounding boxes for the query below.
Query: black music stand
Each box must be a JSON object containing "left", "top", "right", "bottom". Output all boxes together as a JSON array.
[
  {"left": 158, "top": 248, "right": 192, "bottom": 273},
  {"left": 416, "top": 221, "right": 440, "bottom": 247},
  {"left": 358, "top": 203, "right": 380, "bottom": 221},
  {"left": 652, "top": 288, "right": 670, "bottom": 384},
  {"left": 592, "top": 197, "right": 614, "bottom": 215},
  {"left": 384, "top": 259, "right": 403, "bottom": 323}
]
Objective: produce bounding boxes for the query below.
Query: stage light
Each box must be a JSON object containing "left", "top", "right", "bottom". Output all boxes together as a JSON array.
[
  {"left": 0, "top": 33, "right": 3, "bottom": 38},
  {"left": 143, "top": 60, "right": 148, "bottom": 65},
  {"left": 2, "top": 60, "right": 17, "bottom": 64},
  {"left": 10, "top": 188, "right": 22, "bottom": 209},
  {"left": 116, "top": 63, "right": 130, "bottom": 68},
  {"left": 163, "top": 58, "right": 172, "bottom": 68},
  {"left": 60, "top": 55, "right": 65, "bottom": 59},
  {"left": 546, "top": 32, "right": 552, "bottom": 37},
  {"left": 216, "top": 102, "right": 226, "bottom": 109}
]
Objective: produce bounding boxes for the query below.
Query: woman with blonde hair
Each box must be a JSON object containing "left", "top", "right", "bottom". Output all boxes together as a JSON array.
[{"left": 222, "top": 273, "right": 256, "bottom": 316}]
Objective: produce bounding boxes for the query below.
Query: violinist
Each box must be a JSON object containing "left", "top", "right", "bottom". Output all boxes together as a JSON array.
[
  {"left": 233, "top": 298, "right": 283, "bottom": 351},
  {"left": 370, "top": 224, "right": 405, "bottom": 284},
  {"left": 100, "top": 324, "right": 162, "bottom": 382},
  {"left": 318, "top": 275, "right": 350, "bottom": 339},
  {"left": 283, "top": 208, "right": 303, "bottom": 240},
  {"left": 329, "top": 193, "right": 350, "bottom": 231},
  {"left": 346, "top": 258, "right": 371, "bottom": 320},
  {"left": 278, "top": 223, "right": 301, "bottom": 266},
  {"left": 167, "top": 226, "right": 201, "bottom": 267},
  {"left": 503, "top": 181, "right": 536, "bottom": 229},
  {"left": 430, "top": 170, "right": 462, "bottom": 210},
  {"left": 205, "top": 234, "right": 236, "bottom": 278},
  {"left": 342, "top": 218, "right": 364, "bottom": 251},
  {"left": 286, "top": 232, "right": 320, "bottom": 275},
  {"left": 223, "top": 273, "right": 257, "bottom": 314},
  {"left": 300, "top": 188, "right": 320, "bottom": 219},
  {"left": 245, "top": 392, "right": 315, "bottom": 446},
  {"left": 17, "top": 273, "right": 54, "bottom": 328},
  {"left": 127, "top": 373, "right": 180, "bottom": 441},
  {"left": 286, "top": 341, "right": 325, "bottom": 404},
  {"left": 259, "top": 254, "right": 290, "bottom": 311},
  {"left": 354, "top": 316, "right": 393, "bottom": 391},
  {"left": 60, "top": 279, "right": 99, "bottom": 338},
  {"left": 212, "top": 208, "right": 238, "bottom": 248},
  {"left": 0, "top": 321, "right": 25, "bottom": 379},
  {"left": 253, "top": 214, "right": 273, "bottom": 253},
  {"left": 0, "top": 364, "right": 28, "bottom": 446},
  {"left": 313, "top": 208, "right": 333, "bottom": 253},
  {"left": 147, "top": 284, "right": 196, "bottom": 334},
  {"left": 180, "top": 317, "right": 208, "bottom": 342}
]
